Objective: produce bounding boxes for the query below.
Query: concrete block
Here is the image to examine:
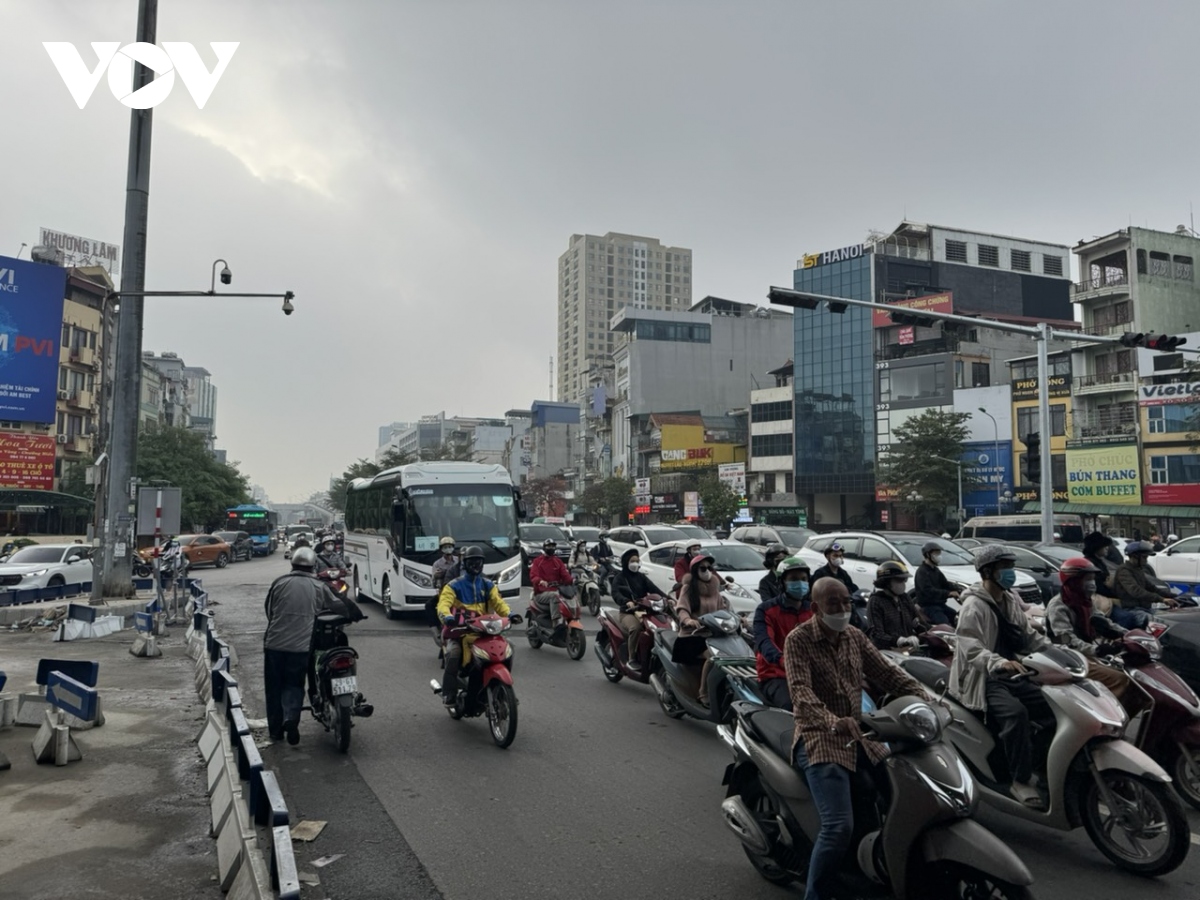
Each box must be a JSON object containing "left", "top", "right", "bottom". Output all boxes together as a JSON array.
[
  {"left": 198, "top": 711, "right": 223, "bottom": 764},
  {"left": 15, "top": 692, "right": 50, "bottom": 727},
  {"left": 0, "top": 749, "right": 10, "bottom": 771},
  {"left": 228, "top": 843, "right": 271, "bottom": 900},
  {"left": 31, "top": 709, "right": 82, "bottom": 765},
  {"left": 54, "top": 619, "right": 91, "bottom": 642},
  {"left": 210, "top": 768, "right": 237, "bottom": 837},
  {"left": 0, "top": 692, "right": 15, "bottom": 727},
  {"left": 129, "top": 633, "right": 161, "bottom": 658},
  {"left": 270, "top": 825, "right": 301, "bottom": 899},
  {"left": 215, "top": 806, "right": 245, "bottom": 892},
  {"left": 207, "top": 747, "right": 230, "bottom": 796}
]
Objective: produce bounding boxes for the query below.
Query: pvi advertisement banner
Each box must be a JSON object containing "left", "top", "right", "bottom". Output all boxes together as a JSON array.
[{"left": 0, "top": 255, "right": 67, "bottom": 424}]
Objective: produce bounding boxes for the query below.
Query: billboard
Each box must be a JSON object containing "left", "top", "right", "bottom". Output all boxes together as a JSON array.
[
  {"left": 872, "top": 291, "right": 953, "bottom": 328},
  {"left": 659, "top": 422, "right": 741, "bottom": 470},
  {"left": 962, "top": 441, "right": 1013, "bottom": 511},
  {"left": 1138, "top": 382, "right": 1200, "bottom": 406},
  {"left": 718, "top": 462, "right": 746, "bottom": 495},
  {"left": 38, "top": 228, "right": 120, "bottom": 279},
  {"left": 1012, "top": 374, "right": 1071, "bottom": 401},
  {"left": 1144, "top": 483, "right": 1200, "bottom": 505},
  {"left": 1066, "top": 444, "right": 1141, "bottom": 505},
  {"left": 0, "top": 255, "right": 68, "bottom": 423},
  {"left": 0, "top": 433, "right": 56, "bottom": 489}
]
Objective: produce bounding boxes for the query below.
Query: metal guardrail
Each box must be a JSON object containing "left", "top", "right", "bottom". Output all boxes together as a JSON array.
[
  {"left": 1073, "top": 273, "right": 1129, "bottom": 294},
  {"left": 0, "top": 577, "right": 161, "bottom": 607}
]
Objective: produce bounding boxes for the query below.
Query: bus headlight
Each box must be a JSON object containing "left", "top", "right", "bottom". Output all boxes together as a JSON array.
[
  {"left": 403, "top": 566, "right": 433, "bottom": 589},
  {"left": 499, "top": 561, "right": 522, "bottom": 583}
]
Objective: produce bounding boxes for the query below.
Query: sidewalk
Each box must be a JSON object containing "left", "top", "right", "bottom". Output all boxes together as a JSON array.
[{"left": 0, "top": 624, "right": 219, "bottom": 900}]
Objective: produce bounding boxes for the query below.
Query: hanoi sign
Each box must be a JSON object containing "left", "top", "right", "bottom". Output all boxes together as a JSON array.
[{"left": 801, "top": 243, "right": 867, "bottom": 269}]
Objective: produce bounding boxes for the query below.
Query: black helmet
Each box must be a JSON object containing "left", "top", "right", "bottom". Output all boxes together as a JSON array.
[
  {"left": 921, "top": 541, "right": 942, "bottom": 557},
  {"left": 461, "top": 545, "right": 485, "bottom": 574},
  {"left": 764, "top": 542, "right": 788, "bottom": 567},
  {"left": 874, "top": 560, "right": 909, "bottom": 588}
]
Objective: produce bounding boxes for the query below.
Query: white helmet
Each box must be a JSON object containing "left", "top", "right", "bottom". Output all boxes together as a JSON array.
[
  {"left": 291, "top": 547, "right": 317, "bottom": 569},
  {"left": 1167, "top": 534, "right": 1179, "bottom": 544}
]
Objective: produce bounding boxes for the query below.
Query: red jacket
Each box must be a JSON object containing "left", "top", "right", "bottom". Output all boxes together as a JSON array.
[
  {"left": 530, "top": 553, "right": 572, "bottom": 591},
  {"left": 673, "top": 556, "right": 693, "bottom": 583},
  {"left": 753, "top": 595, "right": 812, "bottom": 682}
]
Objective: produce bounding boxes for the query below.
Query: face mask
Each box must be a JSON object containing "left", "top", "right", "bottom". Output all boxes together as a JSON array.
[
  {"left": 822, "top": 611, "right": 851, "bottom": 632},
  {"left": 930, "top": 552, "right": 941, "bottom": 564},
  {"left": 442, "top": 547, "right": 454, "bottom": 555},
  {"left": 698, "top": 569, "right": 713, "bottom": 582},
  {"left": 891, "top": 580, "right": 907, "bottom": 595},
  {"left": 785, "top": 580, "right": 809, "bottom": 599},
  {"left": 996, "top": 568, "right": 1017, "bottom": 589},
  {"left": 828, "top": 556, "right": 843, "bottom": 569},
  {"left": 1082, "top": 580, "right": 1098, "bottom": 597},
  {"left": 628, "top": 561, "right": 641, "bottom": 572}
]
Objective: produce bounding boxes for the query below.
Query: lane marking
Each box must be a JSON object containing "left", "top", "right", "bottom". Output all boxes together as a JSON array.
[{"left": 1192, "top": 833, "right": 1200, "bottom": 846}]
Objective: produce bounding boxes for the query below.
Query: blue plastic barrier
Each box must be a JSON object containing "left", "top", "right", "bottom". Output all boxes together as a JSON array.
[
  {"left": 68, "top": 603, "right": 97, "bottom": 623},
  {"left": 36, "top": 658, "right": 99, "bottom": 688},
  {"left": 134, "top": 611, "right": 154, "bottom": 633},
  {"left": 46, "top": 671, "right": 99, "bottom": 722}
]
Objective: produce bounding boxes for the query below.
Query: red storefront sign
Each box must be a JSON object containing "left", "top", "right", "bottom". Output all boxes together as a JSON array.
[
  {"left": 0, "top": 433, "right": 56, "bottom": 490},
  {"left": 1143, "top": 484, "right": 1200, "bottom": 505},
  {"left": 897, "top": 326, "right": 915, "bottom": 345},
  {"left": 872, "top": 291, "right": 954, "bottom": 328}
]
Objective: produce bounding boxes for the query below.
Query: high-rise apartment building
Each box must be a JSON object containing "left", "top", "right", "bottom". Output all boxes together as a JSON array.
[{"left": 557, "top": 232, "right": 692, "bottom": 406}]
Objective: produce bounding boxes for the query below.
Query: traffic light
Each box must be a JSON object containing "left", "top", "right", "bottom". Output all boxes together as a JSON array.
[
  {"left": 1145, "top": 334, "right": 1188, "bottom": 352},
  {"left": 1023, "top": 432, "right": 1041, "bottom": 483},
  {"left": 1118, "top": 332, "right": 1144, "bottom": 348}
]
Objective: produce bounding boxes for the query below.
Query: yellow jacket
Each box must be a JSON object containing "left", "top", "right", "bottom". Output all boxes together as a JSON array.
[{"left": 436, "top": 574, "right": 511, "bottom": 621}]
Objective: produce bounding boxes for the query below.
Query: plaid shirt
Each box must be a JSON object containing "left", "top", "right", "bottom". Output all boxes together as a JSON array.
[{"left": 784, "top": 617, "right": 925, "bottom": 770}]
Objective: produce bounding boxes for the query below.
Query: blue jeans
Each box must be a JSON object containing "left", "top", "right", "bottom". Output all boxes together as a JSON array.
[
  {"left": 793, "top": 741, "right": 854, "bottom": 900},
  {"left": 1111, "top": 606, "right": 1150, "bottom": 630}
]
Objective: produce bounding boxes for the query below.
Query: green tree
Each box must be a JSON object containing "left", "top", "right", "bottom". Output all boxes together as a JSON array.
[
  {"left": 879, "top": 409, "right": 975, "bottom": 529},
  {"left": 59, "top": 462, "right": 95, "bottom": 501},
  {"left": 136, "top": 426, "right": 250, "bottom": 530},
  {"left": 578, "top": 476, "right": 633, "bottom": 525},
  {"left": 696, "top": 471, "right": 739, "bottom": 529},
  {"left": 327, "top": 447, "right": 416, "bottom": 512},
  {"left": 520, "top": 475, "right": 567, "bottom": 518}
]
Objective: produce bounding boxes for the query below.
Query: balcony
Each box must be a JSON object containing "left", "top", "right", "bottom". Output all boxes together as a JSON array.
[
  {"left": 1069, "top": 404, "right": 1139, "bottom": 446},
  {"left": 67, "top": 346, "right": 96, "bottom": 367},
  {"left": 635, "top": 433, "right": 660, "bottom": 453},
  {"left": 1072, "top": 273, "right": 1130, "bottom": 302},
  {"left": 67, "top": 390, "right": 93, "bottom": 409},
  {"left": 1073, "top": 371, "right": 1136, "bottom": 396},
  {"left": 1080, "top": 320, "right": 1132, "bottom": 338}
]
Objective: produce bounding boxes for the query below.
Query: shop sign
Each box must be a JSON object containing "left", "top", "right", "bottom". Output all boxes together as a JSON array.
[
  {"left": 1144, "top": 483, "right": 1200, "bottom": 505},
  {"left": 1065, "top": 445, "right": 1141, "bottom": 504},
  {"left": 1138, "top": 382, "right": 1200, "bottom": 406},
  {"left": 872, "top": 291, "right": 953, "bottom": 328},
  {"left": 897, "top": 326, "right": 914, "bottom": 345},
  {"left": 801, "top": 243, "right": 867, "bottom": 269},
  {"left": 1012, "top": 374, "right": 1071, "bottom": 401}
]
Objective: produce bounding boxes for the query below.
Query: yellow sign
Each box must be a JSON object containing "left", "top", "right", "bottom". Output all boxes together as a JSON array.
[
  {"left": 1065, "top": 445, "right": 1141, "bottom": 504},
  {"left": 658, "top": 423, "right": 741, "bottom": 470}
]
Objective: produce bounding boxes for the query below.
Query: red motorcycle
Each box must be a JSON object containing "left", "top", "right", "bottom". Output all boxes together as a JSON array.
[
  {"left": 430, "top": 611, "right": 521, "bottom": 748},
  {"left": 318, "top": 566, "right": 351, "bottom": 598},
  {"left": 1116, "top": 624, "right": 1200, "bottom": 810},
  {"left": 594, "top": 593, "right": 672, "bottom": 683},
  {"left": 526, "top": 583, "right": 587, "bottom": 660}
]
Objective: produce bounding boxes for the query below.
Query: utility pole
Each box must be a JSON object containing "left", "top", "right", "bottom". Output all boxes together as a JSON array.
[
  {"left": 1036, "top": 323, "right": 1055, "bottom": 545},
  {"left": 100, "top": 0, "right": 157, "bottom": 597}
]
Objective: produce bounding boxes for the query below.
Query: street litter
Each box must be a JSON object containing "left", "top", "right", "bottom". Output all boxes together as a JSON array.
[
  {"left": 311, "top": 853, "right": 344, "bottom": 868},
  {"left": 290, "top": 819, "right": 327, "bottom": 842}
]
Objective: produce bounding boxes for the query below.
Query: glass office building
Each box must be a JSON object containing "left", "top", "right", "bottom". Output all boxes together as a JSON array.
[{"left": 793, "top": 254, "right": 876, "bottom": 526}]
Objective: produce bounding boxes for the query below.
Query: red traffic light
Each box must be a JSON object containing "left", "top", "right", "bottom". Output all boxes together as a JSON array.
[{"left": 1144, "top": 334, "right": 1188, "bottom": 352}]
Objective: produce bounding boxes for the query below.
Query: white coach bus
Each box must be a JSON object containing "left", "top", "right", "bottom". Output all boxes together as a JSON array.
[{"left": 343, "top": 462, "right": 525, "bottom": 619}]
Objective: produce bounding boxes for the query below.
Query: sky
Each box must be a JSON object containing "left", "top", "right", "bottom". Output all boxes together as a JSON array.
[{"left": 4, "top": 0, "right": 1200, "bottom": 502}]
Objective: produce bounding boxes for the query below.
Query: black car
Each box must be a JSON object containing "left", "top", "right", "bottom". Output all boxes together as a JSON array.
[
  {"left": 1156, "top": 607, "right": 1200, "bottom": 696},
  {"left": 517, "top": 523, "right": 571, "bottom": 586},
  {"left": 215, "top": 530, "right": 254, "bottom": 562}
]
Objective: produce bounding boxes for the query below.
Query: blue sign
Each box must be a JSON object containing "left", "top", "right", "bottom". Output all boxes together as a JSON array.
[
  {"left": 46, "top": 670, "right": 99, "bottom": 722},
  {"left": 0, "top": 255, "right": 67, "bottom": 424},
  {"left": 962, "top": 440, "right": 1013, "bottom": 515}
]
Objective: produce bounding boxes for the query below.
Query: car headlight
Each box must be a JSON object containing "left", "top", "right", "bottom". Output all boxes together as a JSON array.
[
  {"left": 24, "top": 568, "right": 49, "bottom": 579},
  {"left": 723, "top": 581, "right": 753, "bottom": 599},
  {"left": 899, "top": 702, "right": 942, "bottom": 743},
  {"left": 499, "top": 561, "right": 522, "bottom": 583},
  {"left": 403, "top": 566, "right": 433, "bottom": 589}
]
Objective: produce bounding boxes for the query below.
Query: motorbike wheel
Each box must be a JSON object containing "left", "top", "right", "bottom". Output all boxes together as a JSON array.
[
  {"left": 567, "top": 627, "right": 587, "bottom": 660},
  {"left": 597, "top": 633, "right": 623, "bottom": 683},
  {"left": 587, "top": 587, "right": 601, "bottom": 617},
  {"left": 335, "top": 703, "right": 352, "bottom": 753},
  {"left": 656, "top": 678, "right": 686, "bottom": 720},
  {"left": 926, "top": 864, "right": 1033, "bottom": 900},
  {"left": 1171, "top": 747, "right": 1200, "bottom": 811},
  {"left": 526, "top": 620, "right": 543, "bottom": 649},
  {"left": 739, "top": 774, "right": 796, "bottom": 886},
  {"left": 1079, "top": 771, "right": 1189, "bottom": 876},
  {"left": 487, "top": 683, "right": 518, "bottom": 748}
]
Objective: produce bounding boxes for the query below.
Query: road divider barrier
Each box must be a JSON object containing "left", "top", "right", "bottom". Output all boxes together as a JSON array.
[
  {"left": 30, "top": 668, "right": 100, "bottom": 765},
  {"left": 189, "top": 585, "right": 300, "bottom": 899},
  {"left": 16, "top": 657, "right": 104, "bottom": 730}
]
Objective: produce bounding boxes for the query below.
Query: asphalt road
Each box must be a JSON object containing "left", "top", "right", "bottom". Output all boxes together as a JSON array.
[{"left": 198, "top": 554, "right": 1200, "bottom": 900}]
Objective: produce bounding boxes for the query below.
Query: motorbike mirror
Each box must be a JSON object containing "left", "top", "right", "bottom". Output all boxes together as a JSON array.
[{"left": 934, "top": 678, "right": 947, "bottom": 701}]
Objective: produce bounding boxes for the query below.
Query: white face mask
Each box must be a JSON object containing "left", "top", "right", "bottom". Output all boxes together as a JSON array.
[
  {"left": 828, "top": 556, "right": 843, "bottom": 569},
  {"left": 930, "top": 552, "right": 941, "bottom": 564},
  {"left": 699, "top": 569, "right": 713, "bottom": 582},
  {"left": 443, "top": 547, "right": 454, "bottom": 555},
  {"left": 822, "top": 611, "right": 852, "bottom": 632},
  {"left": 628, "top": 561, "right": 641, "bottom": 572}
]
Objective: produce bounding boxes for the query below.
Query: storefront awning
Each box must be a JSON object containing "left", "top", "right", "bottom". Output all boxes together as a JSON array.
[
  {"left": 1022, "top": 500, "right": 1200, "bottom": 519},
  {"left": 0, "top": 489, "right": 94, "bottom": 510}
]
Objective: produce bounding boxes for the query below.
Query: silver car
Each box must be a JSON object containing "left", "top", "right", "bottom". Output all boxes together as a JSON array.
[{"left": 0, "top": 543, "right": 93, "bottom": 590}]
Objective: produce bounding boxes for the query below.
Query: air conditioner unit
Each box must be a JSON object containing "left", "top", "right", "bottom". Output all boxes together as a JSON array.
[
  {"left": 56, "top": 434, "right": 69, "bottom": 444},
  {"left": 57, "top": 390, "right": 69, "bottom": 400}
]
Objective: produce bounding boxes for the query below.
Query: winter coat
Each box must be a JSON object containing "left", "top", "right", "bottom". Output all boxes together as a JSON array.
[
  {"left": 753, "top": 594, "right": 811, "bottom": 681},
  {"left": 949, "top": 583, "right": 1051, "bottom": 711}
]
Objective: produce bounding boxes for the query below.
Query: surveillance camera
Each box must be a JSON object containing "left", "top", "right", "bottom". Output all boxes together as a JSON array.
[
  {"left": 282, "top": 291, "right": 295, "bottom": 316},
  {"left": 220, "top": 266, "right": 232, "bottom": 285}
]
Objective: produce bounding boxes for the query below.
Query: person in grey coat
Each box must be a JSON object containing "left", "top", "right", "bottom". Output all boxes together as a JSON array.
[{"left": 264, "top": 547, "right": 362, "bottom": 745}]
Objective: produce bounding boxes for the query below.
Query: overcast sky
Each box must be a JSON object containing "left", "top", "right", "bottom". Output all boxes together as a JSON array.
[{"left": 4, "top": 0, "right": 1199, "bottom": 501}]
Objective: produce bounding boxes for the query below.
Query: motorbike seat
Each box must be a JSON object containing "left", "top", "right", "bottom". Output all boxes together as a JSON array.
[
  {"left": 659, "top": 630, "right": 679, "bottom": 654},
  {"left": 900, "top": 656, "right": 950, "bottom": 691},
  {"left": 745, "top": 707, "right": 797, "bottom": 763}
]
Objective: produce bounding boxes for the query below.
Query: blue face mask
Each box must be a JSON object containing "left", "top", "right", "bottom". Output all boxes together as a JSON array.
[
  {"left": 785, "top": 580, "right": 809, "bottom": 600},
  {"left": 996, "top": 568, "right": 1017, "bottom": 589}
]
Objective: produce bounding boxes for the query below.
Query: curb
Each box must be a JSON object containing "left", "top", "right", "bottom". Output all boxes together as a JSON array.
[{"left": 188, "top": 583, "right": 299, "bottom": 899}]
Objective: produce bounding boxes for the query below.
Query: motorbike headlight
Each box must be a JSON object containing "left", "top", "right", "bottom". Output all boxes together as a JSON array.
[
  {"left": 24, "top": 569, "right": 49, "bottom": 578},
  {"left": 499, "top": 561, "right": 521, "bottom": 583},
  {"left": 899, "top": 702, "right": 942, "bottom": 743},
  {"left": 403, "top": 566, "right": 433, "bottom": 589},
  {"left": 650, "top": 600, "right": 665, "bottom": 613},
  {"left": 483, "top": 618, "right": 504, "bottom": 635}
]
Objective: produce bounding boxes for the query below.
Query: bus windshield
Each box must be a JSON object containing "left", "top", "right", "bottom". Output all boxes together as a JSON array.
[{"left": 402, "top": 485, "right": 520, "bottom": 565}]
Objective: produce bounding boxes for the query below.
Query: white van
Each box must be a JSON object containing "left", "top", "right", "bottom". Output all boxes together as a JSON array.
[{"left": 956, "top": 515, "right": 1085, "bottom": 544}]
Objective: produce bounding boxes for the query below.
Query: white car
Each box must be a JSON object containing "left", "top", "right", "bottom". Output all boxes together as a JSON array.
[
  {"left": 1152, "top": 535, "right": 1200, "bottom": 589},
  {"left": 283, "top": 532, "right": 315, "bottom": 560},
  {"left": 639, "top": 539, "right": 766, "bottom": 614},
  {"left": 798, "top": 532, "right": 1043, "bottom": 609},
  {"left": 0, "top": 543, "right": 94, "bottom": 590}
]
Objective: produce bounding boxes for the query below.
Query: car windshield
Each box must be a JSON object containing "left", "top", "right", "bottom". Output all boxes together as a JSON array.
[
  {"left": 1033, "top": 544, "right": 1078, "bottom": 564},
  {"left": 216, "top": 532, "right": 238, "bottom": 542},
  {"left": 673, "top": 524, "right": 711, "bottom": 539},
  {"left": 775, "top": 528, "right": 814, "bottom": 548},
  {"left": 701, "top": 544, "right": 767, "bottom": 571},
  {"left": 6, "top": 546, "right": 67, "bottom": 564},
  {"left": 403, "top": 486, "right": 521, "bottom": 564},
  {"left": 642, "top": 526, "right": 688, "bottom": 545},
  {"left": 890, "top": 537, "right": 974, "bottom": 567},
  {"left": 520, "top": 524, "right": 568, "bottom": 543},
  {"left": 570, "top": 527, "right": 600, "bottom": 542},
  {"left": 177, "top": 535, "right": 200, "bottom": 545}
]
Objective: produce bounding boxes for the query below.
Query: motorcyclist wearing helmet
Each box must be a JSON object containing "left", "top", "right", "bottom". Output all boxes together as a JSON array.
[
  {"left": 676, "top": 552, "right": 732, "bottom": 707},
  {"left": 316, "top": 535, "right": 346, "bottom": 572},
  {"left": 568, "top": 539, "right": 592, "bottom": 570},
  {"left": 752, "top": 556, "right": 812, "bottom": 709},
  {"left": 674, "top": 540, "right": 704, "bottom": 584},
  {"left": 612, "top": 547, "right": 659, "bottom": 669},
  {"left": 865, "top": 561, "right": 927, "bottom": 651},
  {"left": 263, "top": 546, "right": 364, "bottom": 744},
  {"left": 436, "top": 546, "right": 516, "bottom": 705},
  {"left": 530, "top": 539, "right": 573, "bottom": 625},
  {"left": 811, "top": 542, "right": 856, "bottom": 595},
  {"left": 591, "top": 530, "right": 614, "bottom": 564},
  {"left": 758, "top": 542, "right": 790, "bottom": 601},
  {"left": 1045, "top": 558, "right": 1141, "bottom": 713},
  {"left": 949, "top": 545, "right": 1054, "bottom": 808},
  {"left": 1115, "top": 540, "right": 1178, "bottom": 619},
  {"left": 913, "top": 540, "right": 960, "bottom": 626},
  {"left": 431, "top": 536, "right": 460, "bottom": 591}
]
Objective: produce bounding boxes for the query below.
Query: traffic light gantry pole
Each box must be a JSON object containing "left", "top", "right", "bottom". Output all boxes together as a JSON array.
[{"left": 766, "top": 286, "right": 1188, "bottom": 545}]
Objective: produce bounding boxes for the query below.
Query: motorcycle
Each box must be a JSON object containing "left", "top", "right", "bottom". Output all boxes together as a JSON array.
[
  {"left": 896, "top": 647, "right": 1190, "bottom": 876},
  {"left": 430, "top": 611, "right": 522, "bottom": 748},
  {"left": 572, "top": 564, "right": 603, "bottom": 616},
  {"left": 309, "top": 611, "right": 373, "bottom": 753},
  {"left": 718, "top": 698, "right": 1036, "bottom": 899},
  {"left": 594, "top": 593, "right": 673, "bottom": 683},
  {"left": 526, "top": 583, "right": 587, "bottom": 660},
  {"left": 317, "top": 566, "right": 351, "bottom": 598},
  {"left": 650, "top": 608, "right": 755, "bottom": 724},
  {"left": 1112, "top": 625, "right": 1200, "bottom": 810}
]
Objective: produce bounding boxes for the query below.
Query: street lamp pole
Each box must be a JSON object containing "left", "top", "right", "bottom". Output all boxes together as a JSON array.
[
  {"left": 931, "top": 455, "right": 968, "bottom": 528},
  {"left": 976, "top": 407, "right": 1002, "bottom": 515}
]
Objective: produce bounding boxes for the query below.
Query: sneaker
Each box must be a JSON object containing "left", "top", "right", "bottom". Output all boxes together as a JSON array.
[
  {"left": 1010, "top": 780, "right": 1043, "bottom": 808},
  {"left": 284, "top": 719, "right": 300, "bottom": 746}
]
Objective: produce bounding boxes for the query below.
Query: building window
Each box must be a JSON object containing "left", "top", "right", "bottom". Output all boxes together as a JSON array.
[
  {"left": 1010, "top": 249, "right": 1031, "bottom": 272},
  {"left": 977, "top": 244, "right": 1000, "bottom": 267},
  {"left": 878, "top": 361, "right": 946, "bottom": 402},
  {"left": 1136, "top": 249, "right": 1147, "bottom": 274},
  {"left": 1016, "top": 404, "right": 1066, "bottom": 438},
  {"left": 971, "top": 361, "right": 990, "bottom": 387},
  {"left": 1146, "top": 403, "right": 1200, "bottom": 435},
  {"left": 751, "top": 433, "right": 793, "bottom": 457},
  {"left": 1042, "top": 255, "right": 1064, "bottom": 276},
  {"left": 1149, "top": 251, "right": 1172, "bottom": 277},
  {"left": 945, "top": 239, "right": 967, "bottom": 262},
  {"left": 1174, "top": 255, "right": 1194, "bottom": 281},
  {"left": 751, "top": 400, "right": 792, "bottom": 422}
]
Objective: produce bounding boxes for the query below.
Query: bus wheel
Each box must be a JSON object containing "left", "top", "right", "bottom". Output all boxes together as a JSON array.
[{"left": 383, "top": 577, "right": 399, "bottom": 620}]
